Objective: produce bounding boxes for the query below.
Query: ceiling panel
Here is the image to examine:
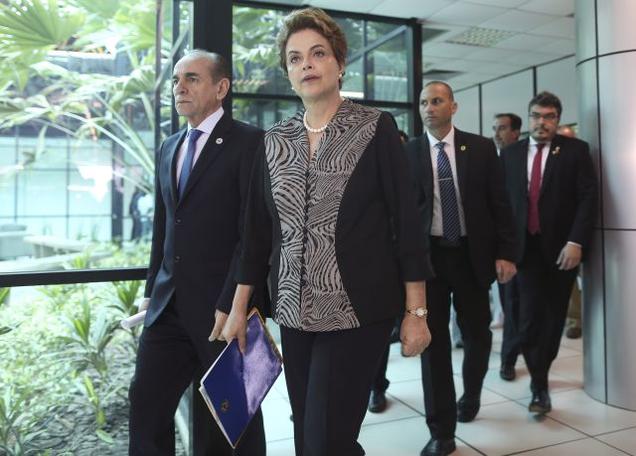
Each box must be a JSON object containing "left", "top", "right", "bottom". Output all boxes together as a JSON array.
[
  {"left": 428, "top": 1, "right": 508, "bottom": 26},
  {"left": 422, "top": 42, "right": 478, "bottom": 59},
  {"left": 462, "top": 47, "right": 520, "bottom": 63},
  {"left": 465, "top": 0, "right": 527, "bottom": 6},
  {"left": 506, "top": 51, "right": 559, "bottom": 66},
  {"left": 519, "top": 0, "right": 575, "bottom": 16},
  {"left": 529, "top": 17, "right": 575, "bottom": 38},
  {"left": 539, "top": 38, "right": 575, "bottom": 55},
  {"left": 308, "top": 0, "right": 384, "bottom": 14},
  {"left": 479, "top": 9, "right": 557, "bottom": 32},
  {"left": 494, "top": 33, "right": 556, "bottom": 51},
  {"left": 371, "top": 0, "right": 452, "bottom": 19}
]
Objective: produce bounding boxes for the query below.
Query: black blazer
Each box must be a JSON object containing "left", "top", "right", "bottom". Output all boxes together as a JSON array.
[
  {"left": 144, "top": 113, "right": 264, "bottom": 328},
  {"left": 405, "top": 128, "right": 517, "bottom": 287},
  {"left": 237, "top": 110, "right": 433, "bottom": 328},
  {"left": 500, "top": 135, "right": 597, "bottom": 263}
]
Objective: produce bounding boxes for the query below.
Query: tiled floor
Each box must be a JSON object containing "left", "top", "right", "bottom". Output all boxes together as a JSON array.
[{"left": 262, "top": 328, "right": 636, "bottom": 455}]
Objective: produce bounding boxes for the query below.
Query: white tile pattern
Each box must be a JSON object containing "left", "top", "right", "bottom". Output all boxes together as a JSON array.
[{"left": 263, "top": 328, "right": 636, "bottom": 455}]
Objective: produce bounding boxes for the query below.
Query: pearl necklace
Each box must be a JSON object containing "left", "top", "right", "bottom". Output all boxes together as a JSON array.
[{"left": 303, "top": 111, "right": 328, "bottom": 134}]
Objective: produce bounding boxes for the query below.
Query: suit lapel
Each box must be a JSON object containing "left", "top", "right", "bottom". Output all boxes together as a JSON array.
[
  {"left": 178, "top": 113, "right": 233, "bottom": 204},
  {"left": 168, "top": 129, "right": 187, "bottom": 205},
  {"left": 419, "top": 135, "right": 434, "bottom": 204},
  {"left": 518, "top": 138, "right": 530, "bottom": 193},
  {"left": 454, "top": 129, "right": 468, "bottom": 203},
  {"left": 540, "top": 135, "right": 561, "bottom": 196}
]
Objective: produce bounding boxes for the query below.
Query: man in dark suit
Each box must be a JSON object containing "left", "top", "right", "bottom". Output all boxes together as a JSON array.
[
  {"left": 128, "top": 50, "right": 266, "bottom": 455},
  {"left": 405, "top": 81, "right": 517, "bottom": 456},
  {"left": 493, "top": 113, "right": 523, "bottom": 382},
  {"left": 500, "top": 91, "right": 596, "bottom": 414}
]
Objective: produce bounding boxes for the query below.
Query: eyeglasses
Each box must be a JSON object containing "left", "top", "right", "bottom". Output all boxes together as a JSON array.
[{"left": 529, "top": 112, "right": 558, "bottom": 121}]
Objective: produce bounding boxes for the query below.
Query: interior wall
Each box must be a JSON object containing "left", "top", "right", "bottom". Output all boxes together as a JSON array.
[{"left": 453, "top": 56, "right": 577, "bottom": 138}]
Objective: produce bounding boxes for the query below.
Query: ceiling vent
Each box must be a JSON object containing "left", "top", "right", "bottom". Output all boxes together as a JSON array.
[{"left": 446, "top": 27, "right": 516, "bottom": 47}]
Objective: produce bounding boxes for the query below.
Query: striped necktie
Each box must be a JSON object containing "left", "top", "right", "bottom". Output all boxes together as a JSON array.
[
  {"left": 178, "top": 128, "right": 203, "bottom": 198},
  {"left": 436, "top": 141, "right": 460, "bottom": 242}
]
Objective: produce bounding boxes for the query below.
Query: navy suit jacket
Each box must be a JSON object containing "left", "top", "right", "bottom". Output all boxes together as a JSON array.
[
  {"left": 404, "top": 128, "right": 517, "bottom": 287},
  {"left": 144, "top": 113, "right": 264, "bottom": 330},
  {"left": 500, "top": 135, "right": 597, "bottom": 263}
]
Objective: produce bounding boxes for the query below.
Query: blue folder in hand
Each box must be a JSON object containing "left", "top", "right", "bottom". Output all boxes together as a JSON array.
[{"left": 199, "top": 308, "right": 283, "bottom": 448}]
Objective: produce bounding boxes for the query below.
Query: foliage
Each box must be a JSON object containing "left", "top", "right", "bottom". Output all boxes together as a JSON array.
[
  {"left": 58, "top": 294, "right": 119, "bottom": 377},
  {"left": 0, "top": 287, "right": 9, "bottom": 307},
  {"left": 0, "top": 386, "right": 45, "bottom": 455}
]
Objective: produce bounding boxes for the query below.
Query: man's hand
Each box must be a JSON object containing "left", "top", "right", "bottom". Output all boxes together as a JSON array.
[
  {"left": 209, "top": 310, "right": 228, "bottom": 341},
  {"left": 139, "top": 298, "right": 150, "bottom": 311},
  {"left": 400, "top": 314, "right": 431, "bottom": 357},
  {"left": 557, "top": 243, "right": 582, "bottom": 270},
  {"left": 495, "top": 259, "right": 517, "bottom": 283}
]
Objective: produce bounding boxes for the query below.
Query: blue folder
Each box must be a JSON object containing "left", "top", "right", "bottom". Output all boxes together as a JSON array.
[{"left": 199, "top": 308, "right": 283, "bottom": 448}]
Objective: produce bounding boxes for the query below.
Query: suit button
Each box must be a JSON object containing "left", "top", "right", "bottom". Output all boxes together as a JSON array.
[
  {"left": 175, "top": 255, "right": 181, "bottom": 262},
  {"left": 176, "top": 218, "right": 182, "bottom": 224}
]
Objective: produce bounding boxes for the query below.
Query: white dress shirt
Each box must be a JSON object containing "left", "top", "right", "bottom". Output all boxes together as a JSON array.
[
  {"left": 175, "top": 107, "right": 224, "bottom": 186},
  {"left": 427, "top": 127, "right": 467, "bottom": 237}
]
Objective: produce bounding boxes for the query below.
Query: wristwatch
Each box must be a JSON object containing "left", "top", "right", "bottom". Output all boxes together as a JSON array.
[{"left": 406, "top": 307, "right": 428, "bottom": 318}]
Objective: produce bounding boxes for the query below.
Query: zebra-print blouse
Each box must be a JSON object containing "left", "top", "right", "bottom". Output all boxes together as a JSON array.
[{"left": 238, "top": 99, "right": 432, "bottom": 332}]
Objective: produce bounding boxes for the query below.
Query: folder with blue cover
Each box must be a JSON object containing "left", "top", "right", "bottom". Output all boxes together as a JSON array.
[{"left": 199, "top": 308, "right": 283, "bottom": 448}]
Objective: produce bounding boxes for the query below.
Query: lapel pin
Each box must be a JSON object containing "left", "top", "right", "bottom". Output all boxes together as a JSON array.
[
  {"left": 215, "top": 137, "right": 223, "bottom": 145},
  {"left": 552, "top": 146, "right": 560, "bottom": 155},
  {"left": 460, "top": 145, "right": 467, "bottom": 151}
]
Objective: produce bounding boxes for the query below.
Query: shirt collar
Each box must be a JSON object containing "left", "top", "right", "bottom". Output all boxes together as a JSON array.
[
  {"left": 188, "top": 107, "right": 224, "bottom": 135},
  {"left": 426, "top": 126, "right": 455, "bottom": 150},
  {"left": 529, "top": 135, "right": 551, "bottom": 150}
]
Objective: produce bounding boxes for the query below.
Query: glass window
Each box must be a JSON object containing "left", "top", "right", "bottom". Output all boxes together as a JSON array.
[{"left": 0, "top": 0, "right": 186, "bottom": 272}]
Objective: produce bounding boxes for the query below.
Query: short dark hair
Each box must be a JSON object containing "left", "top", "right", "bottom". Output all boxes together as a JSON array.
[
  {"left": 423, "top": 80, "right": 454, "bottom": 101},
  {"left": 528, "top": 91, "right": 562, "bottom": 117},
  {"left": 277, "top": 8, "right": 347, "bottom": 78},
  {"left": 495, "top": 113, "right": 522, "bottom": 131},
  {"left": 184, "top": 49, "right": 231, "bottom": 82}
]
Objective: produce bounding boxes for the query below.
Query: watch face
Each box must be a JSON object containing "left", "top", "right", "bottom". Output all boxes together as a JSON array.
[{"left": 415, "top": 308, "right": 425, "bottom": 317}]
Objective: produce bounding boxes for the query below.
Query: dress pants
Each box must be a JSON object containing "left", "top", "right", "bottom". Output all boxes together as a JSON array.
[
  {"left": 500, "top": 278, "right": 522, "bottom": 367},
  {"left": 281, "top": 318, "right": 394, "bottom": 456},
  {"left": 517, "top": 234, "right": 578, "bottom": 392},
  {"left": 420, "top": 237, "right": 492, "bottom": 439},
  {"left": 128, "top": 298, "right": 266, "bottom": 456}
]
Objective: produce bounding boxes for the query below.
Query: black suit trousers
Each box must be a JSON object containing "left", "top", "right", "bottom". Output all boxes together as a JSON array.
[
  {"left": 500, "top": 278, "right": 522, "bottom": 367},
  {"left": 281, "top": 319, "right": 393, "bottom": 456},
  {"left": 420, "top": 238, "right": 492, "bottom": 439},
  {"left": 128, "top": 298, "right": 265, "bottom": 456},
  {"left": 517, "top": 234, "right": 578, "bottom": 392}
]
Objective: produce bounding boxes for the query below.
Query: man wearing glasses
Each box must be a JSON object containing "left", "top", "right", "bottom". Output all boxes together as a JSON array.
[{"left": 500, "top": 91, "right": 597, "bottom": 414}]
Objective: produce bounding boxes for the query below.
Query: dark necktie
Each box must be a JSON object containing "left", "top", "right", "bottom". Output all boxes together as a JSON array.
[
  {"left": 178, "top": 128, "right": 203, "bottom": 198},
  {"left": 436, "top": 141, "right": 461, "bottom": 242},
  {"left": 527, "top": 143, "right": 544, "bottom": 234}
]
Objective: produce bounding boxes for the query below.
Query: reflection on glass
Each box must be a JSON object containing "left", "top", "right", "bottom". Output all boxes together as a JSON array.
[
  {"left": 233, "top": 98, "right": 303, "bottom": 130},
  {"left": 0, "top": 0, "right": 184, "bottom": 272}
]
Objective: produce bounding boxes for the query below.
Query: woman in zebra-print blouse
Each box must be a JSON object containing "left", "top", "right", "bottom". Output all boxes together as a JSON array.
[{"left": 219, "top": 7, "right": 434, "bottom": 455}]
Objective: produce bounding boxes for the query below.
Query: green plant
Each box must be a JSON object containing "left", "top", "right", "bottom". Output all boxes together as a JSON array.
[
  {"left": 58, "top": 296, "right": 119, "bottom": 377},
  {"left": 109, "top": 280, "right": 143, "bottom": 350},
  {"left": 0, "top": 386, "right": 44, "bottom": 455},
  {"left": 37, "top": 284, "right": 78, "bottom": 310},
  {"left": 0, "top": 288, "right": 9, "bottom": 307}
]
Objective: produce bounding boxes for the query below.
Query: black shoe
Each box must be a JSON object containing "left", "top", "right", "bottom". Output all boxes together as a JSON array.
[
  {"left": 566, "top": 327, "right": 582, "bottom": 339},
  {"left": 420, "top": 438, "right": 456, "bottom": 456},
  {"left": 500, "top": 364, "right": 516, "bottom": 381},
  {"left": 457, "top": 395, "right": 480, "bottom": 423},
  {"left": 529, "top": 390, "right": 552, "bottom": 414},
  {"left": 368, "top": 390, "right": 387, "bottom": 413}
]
